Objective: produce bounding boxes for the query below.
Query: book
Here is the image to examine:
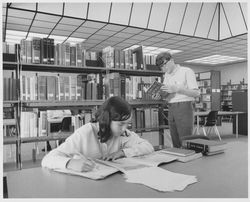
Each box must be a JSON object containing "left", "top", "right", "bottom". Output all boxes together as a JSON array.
[
  {"left": 146, "top": 81, "right": 164, "bottom": 96},
  {"left": 54, "top": 161, "right": 119, "bottom": 180},
  {"left": 205, "top": 150, "right": 225, "bottom": 156},
  {"left": 31, "top": 37, "right": 41, "bottom": 63},
  {"left": 182, "top": 138, "right": 227, "bottom": 154},
  {"left": 158, "top": 150, "right": 203, "bottom": 163},
  {"left": 96, "top": 152, "right": 177, "bottom": 173},
  {"left": 41, "top": 38, "right": 48, "bottom": 64},
  {"left": 49, "top": 38, "right": 55, "bottom": 64},
  {"left": 160, "top": 147, "right": 196, "bottom": 157},
  {"left": 53, "top": 152, "right": 177, "bottom": 180}
]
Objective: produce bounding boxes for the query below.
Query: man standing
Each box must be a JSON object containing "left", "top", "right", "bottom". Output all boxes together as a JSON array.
[{"left": 155, "top": 52, "right": 200, "bottom": 148}]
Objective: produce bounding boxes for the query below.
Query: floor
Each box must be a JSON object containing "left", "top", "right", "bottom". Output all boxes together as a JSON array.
[{"left": 3, "top": 121, "right": 248, "bottom": 172}]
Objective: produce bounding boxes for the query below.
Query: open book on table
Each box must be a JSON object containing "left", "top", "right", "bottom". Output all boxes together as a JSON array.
[
  {"left": 97, "top": 153, "right": 197, "bottom": 192},
  {"left": 53, "top": 152, "right": 177, "bottom": 180},
  {"left": 96, "top": 152, "right": 177, "bottom": 173},
  {"left": 54, "top": 161, "right": 119, "bottom": 180}
]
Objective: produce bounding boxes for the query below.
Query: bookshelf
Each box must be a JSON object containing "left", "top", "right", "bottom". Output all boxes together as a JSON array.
[
  {"left": 195, "top": 70, "right": 221, "bottom": 112},
  {"left": 232, "top": 91, "right": 248, "bottom": 135},
  {"left": 221, "top": 80, "right": 247, "bottom": 112},
  {"left": 3, "top": 44, "right": 167, "bottom": 169}
]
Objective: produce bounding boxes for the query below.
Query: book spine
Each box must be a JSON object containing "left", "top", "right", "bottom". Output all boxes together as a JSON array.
[
  {"left": 70, "top": 46, "right": 76, "bottom": 66},
  {"left": 32, "top": 38, "right": 41, "bottom": 64},
  {"left": 50, "top": 38, "right": 55, "bottom": 64},
  {"left": 26, "top": 40, "right": 32, "bottom": 64},
  {"left": 65, "top": 43, "right": 71, "bottom": 66},
  {"left": 186, "top": 142, "right": 209, "bottom": 153}
]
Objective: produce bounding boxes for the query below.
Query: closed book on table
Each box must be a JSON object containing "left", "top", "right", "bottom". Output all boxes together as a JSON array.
[
  {"left": 183, "top": 138, "right": 227, "bottom": 154},
  {"left": 161, "top": 147, "right": 196, "bottom": 157}
]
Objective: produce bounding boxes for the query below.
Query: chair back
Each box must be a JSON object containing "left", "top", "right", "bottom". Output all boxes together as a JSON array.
[
  {"left": 205, "top": 111, "right": 218, "bottom": 126},
  {"left": 60, "top": 117, "right": 72, "bottom": 132}
]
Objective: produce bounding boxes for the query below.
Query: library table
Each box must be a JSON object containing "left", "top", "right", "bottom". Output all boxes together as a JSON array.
[
  {"left": 194, "top": 111, "right": 245, "bottom": 138},
  {"left": 6, "top": 138, "right": 248, "bottom": 198}
]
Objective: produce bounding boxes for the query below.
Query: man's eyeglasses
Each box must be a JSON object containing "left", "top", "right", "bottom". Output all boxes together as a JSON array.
[{"left": 160, "top": 60, "right": 170, "bottom": 67}]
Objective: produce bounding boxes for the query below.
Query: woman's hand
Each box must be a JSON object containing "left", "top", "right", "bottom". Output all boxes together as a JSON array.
[
  {"left": 66, "top": 158, "right": 96, "bottom": 172},
  {"left": 102, "top": 150, "right": 125, "bottom": 161}
]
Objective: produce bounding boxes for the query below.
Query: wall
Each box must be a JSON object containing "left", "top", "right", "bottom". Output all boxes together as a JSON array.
[
  {"left": 183, "top": 61, "right": 248, "bottom": 85},
  {"left": 213, "top": 62, "right": 248, "bottom": 85}
]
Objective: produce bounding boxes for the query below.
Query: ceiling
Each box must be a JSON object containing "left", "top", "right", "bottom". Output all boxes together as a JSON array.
[{"left": 2, "top": 2, "right": 248, "bottom": 67}]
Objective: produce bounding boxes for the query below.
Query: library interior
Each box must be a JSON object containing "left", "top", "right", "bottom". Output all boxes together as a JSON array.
[{"left": 2, "top": 2, "right": 248, "bottom": 198}]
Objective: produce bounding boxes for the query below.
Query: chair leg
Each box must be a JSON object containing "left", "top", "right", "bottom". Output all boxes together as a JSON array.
[
  {"left": 193, "top": 126, "right": 197, "bottom": 135},
  {"left": 207, "top": 127, "right": 212, "bottom": 137},
  {"left": 202, "top": 127, "right": 207, "bottom": 136},
  {"left": 214, "top": 126, "right": 222, "bottom": 141}
]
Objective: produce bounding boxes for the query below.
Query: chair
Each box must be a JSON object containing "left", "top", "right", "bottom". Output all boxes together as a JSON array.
[
  {"left": 60, "top": 116, "right": 72, "bottom": 132},
  {"left": 221, "top": 105, "right": 232, "bottom": 122},
  {"left": 56, "top": 117, "right": 72, "bottom": 146},
  {"left": 200, "top": 111, "right": 221, "bottom": 141}
]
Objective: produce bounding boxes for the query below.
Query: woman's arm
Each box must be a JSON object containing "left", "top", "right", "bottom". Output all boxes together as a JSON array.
[
  {"left": 41, "top": 124, "right": 93, "bottom": 170},
  {"left": 120, "top": 130, "right": 154, "bottom": 158}
]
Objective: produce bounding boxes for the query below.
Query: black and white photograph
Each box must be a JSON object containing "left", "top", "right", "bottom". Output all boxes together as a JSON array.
[{"left": 2, "top": 0, "right": 248, "bottom": 200}]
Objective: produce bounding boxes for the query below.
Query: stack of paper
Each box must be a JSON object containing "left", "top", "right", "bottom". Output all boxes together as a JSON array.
[{"left": 124, "top": 166, "right": 197, "bottom": 192}]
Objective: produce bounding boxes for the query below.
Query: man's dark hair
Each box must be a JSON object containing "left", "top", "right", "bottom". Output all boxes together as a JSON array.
[{"left": 156, "top": 51, "right": 172, "bottom": 67}]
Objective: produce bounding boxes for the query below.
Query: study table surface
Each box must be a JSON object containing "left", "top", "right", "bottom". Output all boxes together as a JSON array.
[
  {"left": 194, "top": 111, "right": 245, "bottom": 138},
  {"left": 6, "top": 139, "right": 248, "bottom": 198}
]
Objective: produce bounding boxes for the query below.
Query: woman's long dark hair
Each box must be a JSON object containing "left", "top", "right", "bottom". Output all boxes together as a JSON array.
[{"left": 94, "top": 96, "right": 131, "bottom": 143}]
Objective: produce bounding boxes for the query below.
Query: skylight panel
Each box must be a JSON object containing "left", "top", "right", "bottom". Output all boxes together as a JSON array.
[{"left": 185, "top": 55, "right": 246, "bottom": 65}]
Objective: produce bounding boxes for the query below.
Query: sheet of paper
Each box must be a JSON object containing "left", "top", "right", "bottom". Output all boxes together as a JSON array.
[{"left": 124, "top": 167, "right": 197, "bottom": 192}]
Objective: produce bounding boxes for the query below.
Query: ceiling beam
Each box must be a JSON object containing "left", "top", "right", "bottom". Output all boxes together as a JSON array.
[
  {"left": 179, "top": 2, "right": 188, "bottom": 34},
  {"left": 193, "top": 3, "right": 203, "bottom": 37},
  {"left": 221, "top": 3, "right": 233, "bottom": 38},
  {"left": 25, "top": 3, "right": 38, "bottom": 39},
  {"left": 47, "top": 3, "right": 65, "bottom": 38},
  {"left": 239, "top": 2, "right": 248, "bottom": 31}
]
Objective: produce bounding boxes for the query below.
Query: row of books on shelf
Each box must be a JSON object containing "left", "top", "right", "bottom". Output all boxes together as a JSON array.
[
  {"left": 132, "top": 107, "right": 159, "bottom": 129},
  {"left": 221, "top": 84, "right": 248, "bottom": 90},
  {"left": 104, "top": 73, "right": 161, "bottom": 100},
  {"left": 102, "top": 46, "right": 159, "bottom": 70},
  {"left": 195, "top": 71, "right": 211, "bottom": 80},
  {"left": 221, "top": 101, "right": 232, "bottom": 105},
  {"left": 3, "top": 40, "right": 160, "bottom": 71},
  {"left": 3, "top": 77, "right": 19, "bottom": 101},
  {"left": 199, "top": 87, "right": 211, "bottom": 94},
  {"left": 194, "top": 102, "right": 211, "bottom": 110},
  {"left": 197, "top": 80, "right": 211, "bottom": 87},
  {"left": 4, "top": 107, "right": 160, "bottom": 138},
  {"left": 195, "top": 94, "right": 211, "bottom": 102},
  {"left": 3, "top": 71, "right": 161, "bottom": 101},
  {"left": 221, "top": 90, "right": 233, "bottom": 96}
]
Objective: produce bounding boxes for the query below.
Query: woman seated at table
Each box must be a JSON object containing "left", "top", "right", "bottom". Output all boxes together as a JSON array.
[{"left": 41, "top": 96, "right": 154, "bottom": 172}]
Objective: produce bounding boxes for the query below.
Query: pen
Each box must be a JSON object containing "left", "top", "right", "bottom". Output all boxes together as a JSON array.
[{"left": 73, "top": 152, "right": 98, "bottom": 170}]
